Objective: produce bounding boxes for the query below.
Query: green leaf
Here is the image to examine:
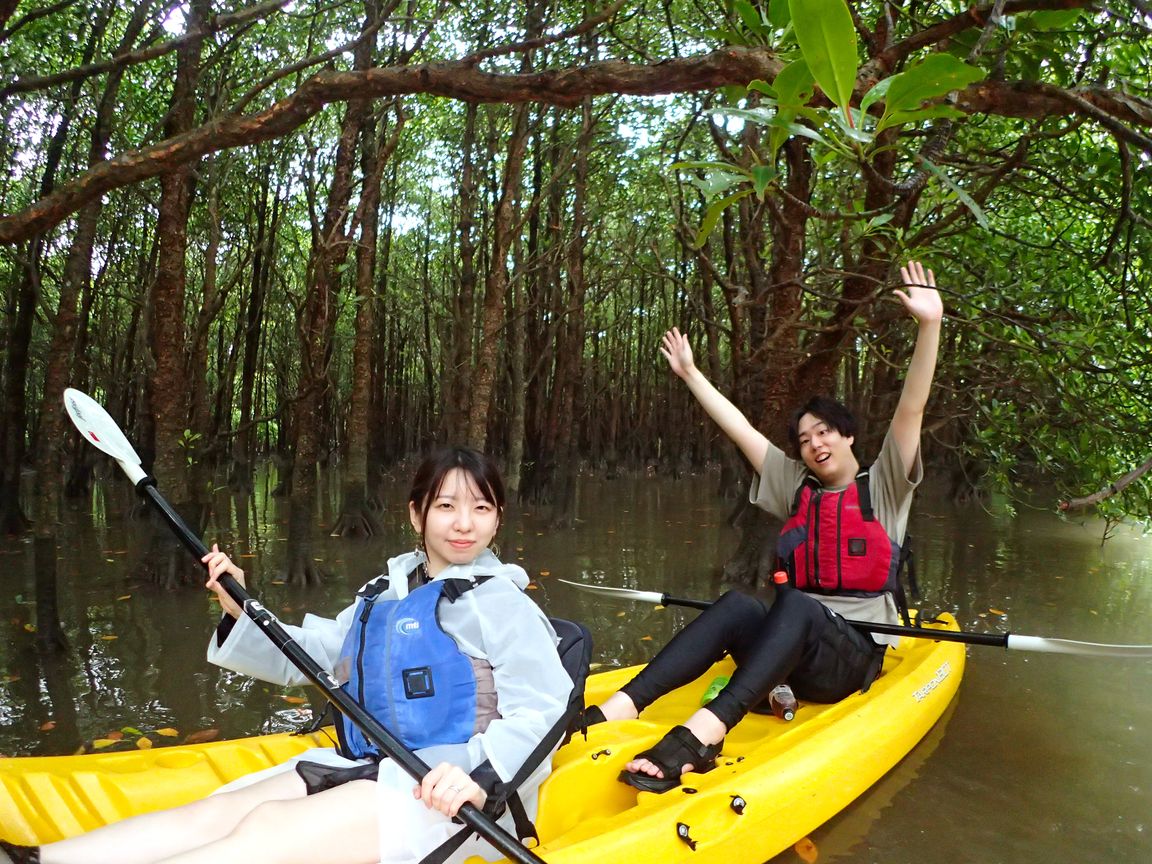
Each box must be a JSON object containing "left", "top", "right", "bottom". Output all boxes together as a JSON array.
[
  {"left": 859, "top": 77, "right": 893, "bottom": 116},
  {"left": 1023, "top": 9, "right": 1083, "bottom": 31},
  {"left": 788, "top": 0, "right": 858, "bottom": 110},
  {"left": 877, "top": 54, "right": 986, "bottom": 131},
  {"left": 768, "top": 0, "right": 792, "bottom": 29},
  {"left": 751, "top": 165, "right": 777, "bottom": 198},
  {"left": 876, "top": 104, "right": 965, "bottom": 133},
  {"left": 694, "top": 188, "right": 752, "bottom": 248},
  {"left": 919, "top": 157, "right": 989, "bottom": 229},
  {"left": 734, "top": 0, "right": 767, "bottom": 34},
  {"left": 747, "top": 79, "right": 777, "bottom": 98},
  {"left": 772, "top": 59, "right": 815, "bottom": 109},
  {"left": 711, "top": 106, "right": 778, "bottom": 127}
]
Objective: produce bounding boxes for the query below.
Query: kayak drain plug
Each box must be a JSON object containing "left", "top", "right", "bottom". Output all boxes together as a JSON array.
[
  {"left": 729, "top": 795, "right": 747, "bottom": 815},
  {"left": 676, "top": 822, "right": 698, "bottom": 851}
]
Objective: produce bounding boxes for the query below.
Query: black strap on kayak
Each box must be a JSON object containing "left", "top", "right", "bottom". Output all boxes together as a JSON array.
[{"left": 420, "top": 617, "right": 592, "bottom": 864}]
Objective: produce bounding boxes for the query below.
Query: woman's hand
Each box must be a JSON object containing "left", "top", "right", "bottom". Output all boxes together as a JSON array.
[
  {"left": 659, "top": 327, "right": 697, "bottom": 379},
  {"left": 893, "top": 260, "right": 943, "bottom": 325},
  {"left": 415, "top": 762, "right": 487, "bottom": 819},
  {"left": 201, "top": 543, "right": 245, "bottom": 619}
]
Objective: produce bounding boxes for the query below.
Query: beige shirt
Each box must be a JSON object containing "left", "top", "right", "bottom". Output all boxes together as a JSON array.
[{"left": 748, "top": 428, "right": 922, "bottom": 641}]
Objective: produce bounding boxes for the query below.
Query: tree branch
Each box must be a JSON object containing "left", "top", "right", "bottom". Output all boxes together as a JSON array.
[{"left": 1059, "top": 453, "right": 1152, "bottom": 511}]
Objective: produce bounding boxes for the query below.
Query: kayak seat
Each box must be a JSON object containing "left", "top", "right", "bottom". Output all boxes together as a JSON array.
[{"left": 617, "top": 725, "right": 723, "bottom": 794}]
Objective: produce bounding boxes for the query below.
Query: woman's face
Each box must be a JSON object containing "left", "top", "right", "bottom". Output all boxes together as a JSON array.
[
  {"left": 409, "top": 467, "right": 500, "bottom": 576},
  {"left": 796, "top": 412, "right": 857, "bottom": 485}
]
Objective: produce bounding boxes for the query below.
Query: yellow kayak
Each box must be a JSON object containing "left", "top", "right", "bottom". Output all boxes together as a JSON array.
[{"left": 0, "top": 614, "right": 964, "bottom": 862}]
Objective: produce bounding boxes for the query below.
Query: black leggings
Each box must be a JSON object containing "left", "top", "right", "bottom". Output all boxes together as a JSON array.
[{"left": 620, "top": 588, "right": 884, "bottom": 731}]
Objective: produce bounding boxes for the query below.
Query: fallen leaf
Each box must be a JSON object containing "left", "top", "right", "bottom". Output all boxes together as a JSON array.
[
  {"left": 104, "top": 730, "right": 124, "bottom": 741},
  {"left": 538, "top": 570, "right": 551, "bottom": 577},
  {"left": 589, "top": 662, "right": 603, "bottom": 670},
  {"left": 616, "top": 612, "right": 626, "bottom": 618},
  {"left": 136, "top": 737, "right": 153, "bottom": 750},
  {"left": 279, "top": 695, "right": 308, "bottom": 704},
  {"left": 794, "top": 836, "right": 818, "bottom": 864},
  {"left": 3, "top": 675, "right": 21, "bottom": 683},
  {"left": 155, "top": 728, "right": 180, "bottom": 738},
  {"left": 271, "top": 580, "right": 286, "bottom": 585},
  {"left": 92, "top": 738, "right": 118, "bottom": 749},
  {"left": 117, "top": 595, "right": 132, "bottom": 601},
  {"left": 239, "top": 554, "right": 257, "bottom": 558},
  {"left": 39, "top": 721, "right": 56, "bottom": 731},
  {"left": 989, "top": 608, "right": 1006, "bottom": 616},
  {"left": 183, "top": 728, "right": 221, "bottom": 745},
  {"left": 23, "top": 624, "right": 36, "bottom": 633},
  {"left": 99, "top": 635, "right": 118, "bottom": 641},
  {"left": 640, "top": 635, "right": 653, "bottom": 641},
  {"left": 527, "top": 584, "right": 539, "bottom": 590}
]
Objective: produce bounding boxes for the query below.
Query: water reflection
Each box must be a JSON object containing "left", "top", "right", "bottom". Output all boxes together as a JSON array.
[{"left": 1, "top": 474, "right": 1150, "bottom": 863}]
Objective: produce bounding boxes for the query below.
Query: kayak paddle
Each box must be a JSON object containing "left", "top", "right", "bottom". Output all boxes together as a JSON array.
[
  {"left": 557, "top": 578, "right": 1152, "bottom": 658},
  {"left": 63, "top": 388, "right": 548, "bottom": 864}
]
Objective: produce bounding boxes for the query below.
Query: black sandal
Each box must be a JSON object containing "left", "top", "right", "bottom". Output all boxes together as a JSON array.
[
  {"left": 0, "top": 840, "right": 40, "bottom": 864},
  {"left": 617, "top": 725, "right": 722, "bottom": 793}
]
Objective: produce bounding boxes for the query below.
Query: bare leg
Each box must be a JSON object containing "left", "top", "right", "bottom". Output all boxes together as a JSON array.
[
  {"left": 597, "top": 691, "right": 639, "bottom": 721},
  {"left": 41, "top": 770, "right": 306, "bottom": 864},
  {"left": 624, "top": 707, "right": 726, "bottom": 779},
  {"left": 156, "top": 779, "right": 379, "bottom": 864}
]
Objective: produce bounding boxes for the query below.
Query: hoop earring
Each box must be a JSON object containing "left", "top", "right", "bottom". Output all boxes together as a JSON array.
[{"left": 490, "top": 541, "right": 501, "bottom": 558}]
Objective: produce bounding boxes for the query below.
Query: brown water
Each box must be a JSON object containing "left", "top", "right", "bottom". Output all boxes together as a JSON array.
[{"left": 1, "top": 470, "right": 1150, "bottom": 863}]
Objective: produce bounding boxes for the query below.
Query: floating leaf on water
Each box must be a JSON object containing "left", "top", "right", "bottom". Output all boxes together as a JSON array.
[
  {"left": 640, "top": 635, "right": 653, "bottom": 641},
  {"left": 156, "top": 728, "right": 180, "bottom": 737},
  {"left": 3, "top": 675, "right": 21, "bottom": 683},
  {"left": 239, "top": 554, "right": 257, "bottom": 559},
  {"left": 117, "top": 595, "right": 132, "bottom": 601},
  {"left": 589, "top": 662, "right": 603, "bottom": 670},
  {"left": 39, "top": 721, "right": 56, "bottom": 732},
  {"left": 184, "top": 728, "right": 221, "bottom": 745},
  {"left": 794, "top": 836, "right": 819, "bottom": 863},
  {"left": 527, "top": 584, "right": 539, "bottom": 590},
  {"left": 989, "top": 608, "right": 1006, "bottom": 616},
  {"left": 100, "top": 635, "right": 118, "bottom": 641},
  {"left": 24, "top": 623, "right": 36, "bottom": 633},
  {"left": 539, "top": 570, "right": 551, "bottom": 577},
  {"left": 616, "top": 612, "right": 627, "bottom": 617},
  {"left": 271, "top": 580, "right": 286, "bottom": 585},
  {"left": 136, "top": 737, "right": 153, "bottom": 750},
  {"left": 279, "top": 695, "right": 308, "bottom": 704},
  {"left": 516, "top": 547, "right": 524, "bottom": 552}
]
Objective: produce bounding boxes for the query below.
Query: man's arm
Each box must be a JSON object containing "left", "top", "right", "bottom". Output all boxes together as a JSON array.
[
  {"left": 660, "top": 327, "right": 769, "bottom": 471},
  {"left": 889, "top": 260, "right": 943, "bottom": 477}
]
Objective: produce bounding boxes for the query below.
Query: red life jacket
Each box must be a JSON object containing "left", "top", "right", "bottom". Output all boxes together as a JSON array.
[{"left": 776, "top": 468, "right": 901, "bottom": 596}]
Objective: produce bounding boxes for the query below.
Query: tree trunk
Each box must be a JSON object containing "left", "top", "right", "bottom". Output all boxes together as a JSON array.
[
  {"left": 332, "top": 102, "right": 403, "bottom": 538},
  {"left": 135, "top": 0, "right": 209, "bottom": 589},
  {"left": 285, "top": 17, "right": 373, "bottom": 579},
  {"left": 443, "top": 103, "right": 479, "bottom": 444}
]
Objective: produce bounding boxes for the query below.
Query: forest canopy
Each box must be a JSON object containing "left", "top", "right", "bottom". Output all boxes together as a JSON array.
[{"left": 2, "top": 0, "right": 1151, "bottom": 603}]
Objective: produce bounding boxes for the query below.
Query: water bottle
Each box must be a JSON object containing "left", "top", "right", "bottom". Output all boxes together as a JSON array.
[
  {"left": 769, "top": 684, "right": 797, "bottom": 721},
  {"left": 700, "top": 674, "right": 730, "bottom": 706}
]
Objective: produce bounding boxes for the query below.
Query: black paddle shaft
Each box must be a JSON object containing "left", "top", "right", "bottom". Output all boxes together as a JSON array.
[{"left": 136, "top": 478, "right": 548, "bottom": 864}]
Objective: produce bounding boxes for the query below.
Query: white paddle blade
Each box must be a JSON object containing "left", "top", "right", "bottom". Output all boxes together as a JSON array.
[
  {"left": 63, "top": 388, "right": 148, "bottom": 485},
  {"left": 557, "top": 578, "right": 666, "bottom": 606},
  {"left": 1007, "top": 635, "right": 1152, "bottom": 658}
]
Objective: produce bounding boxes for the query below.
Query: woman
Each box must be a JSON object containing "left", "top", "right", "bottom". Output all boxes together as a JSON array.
[
  {"left": 10, "top": 447, "right": 571, "bottom": 864},
  {"left": 589, "top": 260, "right": 942, "bottom": 793}
]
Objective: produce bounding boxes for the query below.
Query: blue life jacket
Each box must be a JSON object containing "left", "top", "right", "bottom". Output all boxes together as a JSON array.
[{"left": 335, "top": 576, "right": 480, "bottom": 760}]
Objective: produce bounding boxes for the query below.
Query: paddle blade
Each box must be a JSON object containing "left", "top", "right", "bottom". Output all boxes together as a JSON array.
[
  {"left": 1007, "top": 635, "right": 1152, "bottom": 658},
  {"left": 63, "top": 389, "right": 146, "bottom": 483},
  {"left": 557, "top": 578, "right": 666, "bottom": 606}
]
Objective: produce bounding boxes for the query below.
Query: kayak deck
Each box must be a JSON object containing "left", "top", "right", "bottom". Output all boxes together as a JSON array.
[{"left": 0, "top": 614, "right": 964, "bottom": 863}]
